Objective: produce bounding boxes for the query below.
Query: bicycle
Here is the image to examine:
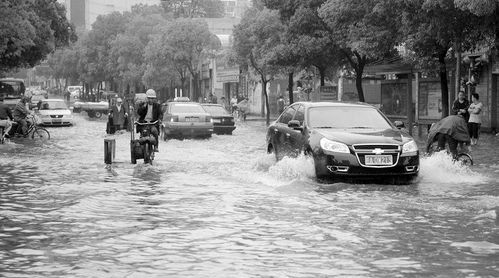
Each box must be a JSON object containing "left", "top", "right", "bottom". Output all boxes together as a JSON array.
[
  {"left": 427, "top": 140, "right": 473, "bottom": 166},
  {"left": 130, "top": 120, "right": 158, "bottom": 165},
  {"left": 0, "top": 114, "right": 50, "bottom": 144}
]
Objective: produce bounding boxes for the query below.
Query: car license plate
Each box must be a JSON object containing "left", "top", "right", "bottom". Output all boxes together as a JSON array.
[
  {"left": 365, "top": 155, "right": 393, "bottom": 165},
  {"left": 186, "top": 117, "right": 198, "bottom": 122},
  {"left": 53, "top": 118, "right": 62, "bottom": 123}
]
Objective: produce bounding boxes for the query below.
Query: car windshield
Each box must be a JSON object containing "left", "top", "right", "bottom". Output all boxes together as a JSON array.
[
  {"left": 171, "top": 104, "right": 206, "bottom": 114},
  {"left": 40, "top": 101, "right": 68, "bottom": 110},
  {"left": 203, "top": 105, "right": 229, "bottom": 115},
  {"left": 308, "top": 106, "right": 392, "bottom": 129}
]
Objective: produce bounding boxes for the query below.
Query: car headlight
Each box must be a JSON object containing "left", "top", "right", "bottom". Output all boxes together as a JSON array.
[
  {"left": 402, "top": 140, "right": 419, "bottom": 154},
  {"left": 320, "top": 138, "right": 350, "bottom": 154}
]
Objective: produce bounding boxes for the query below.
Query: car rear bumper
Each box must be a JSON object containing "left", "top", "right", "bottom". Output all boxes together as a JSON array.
[
  {"left": 213, "top": 124, "right": 235, "bottom": 134},
  {"left": 163, "top": 124, "right": 213, "bottom": 137}
]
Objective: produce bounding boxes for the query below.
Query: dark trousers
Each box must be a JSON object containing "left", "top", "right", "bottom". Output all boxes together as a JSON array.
[
  {"left": 437, "top": 133, "right": 458, "bottom": 158},
  {"left": 468, "top": 122, "right": 480, "bottom": 139}
]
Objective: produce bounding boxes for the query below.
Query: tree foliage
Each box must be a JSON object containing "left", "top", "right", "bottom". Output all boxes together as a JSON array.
[
  {"left": 0, "top": 0, "right": 76, "bottom": 74},
  {"left": 319, "top": 0, "right": 400, "bottom": 102},
  {"left": 399, "top": 0, "right": 486, "bottom": 116},
  {"left": 160, "top": 0, "right": 225, "bottom": 18},
  {"left": 233, "top": 8, "right": 284, "bottom": 125}
]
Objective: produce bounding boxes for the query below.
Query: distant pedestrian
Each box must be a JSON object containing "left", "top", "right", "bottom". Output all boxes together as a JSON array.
[
  {"left": 452, "top": 91, "right": 470, "bottom": 122},
  {"left": 211, "top": 93, "right": 218, "bottom": 104},
  {"left": 108, "top": 98, "right": 128, "bottom": 133},
  {"left": 467, "top": 93, "right": 482, "bottom": 145},
  {"left": 220, "top": 96, "right": 228, "bottom": 110},
  {"left": 230, "top": 96, "right": 238, "bottom": 114},
  {"left": 277, "top": 95, "right": 285, "bottom": 115}
]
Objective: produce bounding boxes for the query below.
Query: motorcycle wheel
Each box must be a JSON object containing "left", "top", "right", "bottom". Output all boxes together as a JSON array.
[
  {"left": 130, "top": 141, "right": 137, "bottom": 164},
  {"left": 143, "top": 142, "right": 150, "bottom": 164}
]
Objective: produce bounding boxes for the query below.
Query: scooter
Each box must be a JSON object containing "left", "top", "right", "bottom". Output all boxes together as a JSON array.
[{"left": 130, "top": 120, "right": 158, "bottom": 164}]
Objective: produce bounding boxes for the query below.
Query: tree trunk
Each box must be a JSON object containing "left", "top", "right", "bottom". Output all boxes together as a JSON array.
[
  {"left": 288, "top": 71, "right": 294, "bottom": 104},
  {"left": 355, "top": 60, "right": 366, "bottom": 102},
  {"left": 319, "top": 67, "right": 325, "bottom": 87},
  {"left": 262, "top": 78, "right": 270, "bottom": 126},
  {"left": 192, "top": 73, "right": 200, "bottom": 101},
  {"left": 454, "top": 41, "right": 461, "bottom": 98},
  {"left": 439, "top": 53, "right": 449, "bottom": 118}
]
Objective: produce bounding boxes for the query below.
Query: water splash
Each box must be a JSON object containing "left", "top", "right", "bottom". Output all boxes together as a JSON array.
[
  {"left": 253, "top": 154, "right": 316, "bottom": 181},
  {"left": 419, "top": 151, "right": 488, "bottom": 185}
]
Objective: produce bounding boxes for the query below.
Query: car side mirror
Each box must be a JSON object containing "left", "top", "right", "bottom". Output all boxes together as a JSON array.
[
  {"left": 288, "top": 120, "right": 303, "bottom": 131},
  {"left": 394, "top": 121, "right": 405, "bottom": 129}
]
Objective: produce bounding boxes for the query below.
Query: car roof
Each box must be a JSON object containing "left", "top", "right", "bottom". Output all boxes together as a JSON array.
[
  {"left": 41, "top": 99, "right": 64, "bottom": 102},
  {"left": 293, "top": 101, "right": 375, "bottom": 108},
  {"left": 170, "top": 102, "right": 200, "bottom": 105},
  {"left": 201, "top": 103, "right": 222, "bottom": 106}
]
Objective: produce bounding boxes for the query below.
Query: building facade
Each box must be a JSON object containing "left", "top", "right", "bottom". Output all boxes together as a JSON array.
[{"left": 58, "top": 0, "right": 160, "bottom": 30}]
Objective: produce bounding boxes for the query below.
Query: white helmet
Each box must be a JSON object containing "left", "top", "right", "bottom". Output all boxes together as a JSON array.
[{"left": 145, "top": 89, "right": 156, "bottom": 98}]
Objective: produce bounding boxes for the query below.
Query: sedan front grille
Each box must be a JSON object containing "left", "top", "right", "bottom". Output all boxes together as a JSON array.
[
  {"left": 50, "top": 115, "right": 63, "bottom": 118},
  {"left": 352, "top": 144, "right": 400, "bottom": 168}
]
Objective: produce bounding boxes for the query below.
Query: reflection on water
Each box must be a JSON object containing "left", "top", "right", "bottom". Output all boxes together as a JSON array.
[{"left": 1, "top": 114, "right": 498, "bottom": 277}]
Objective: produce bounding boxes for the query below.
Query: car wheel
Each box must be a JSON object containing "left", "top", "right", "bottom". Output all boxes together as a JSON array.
[
  {"left": 268, "top": 143, "right": 279, "bottom": 161},
  {"left": 312, "top": 155, "right": 329, "bottom": 180},
  {"left": 94, "top": 111, "right": 103, "bottom": 118}
]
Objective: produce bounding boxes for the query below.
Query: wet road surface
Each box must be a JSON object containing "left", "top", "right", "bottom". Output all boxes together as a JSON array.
[{"left": 1, "top": 113, "right": 498, "bottom": 277}]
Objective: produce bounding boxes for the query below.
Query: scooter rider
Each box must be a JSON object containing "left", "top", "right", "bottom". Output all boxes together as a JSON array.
[
  {"left": 0, "top": 98, "right": 13, "bottom": 138},
  {"left": 137, "top": 89, "right": 162, "bottom": 152}
]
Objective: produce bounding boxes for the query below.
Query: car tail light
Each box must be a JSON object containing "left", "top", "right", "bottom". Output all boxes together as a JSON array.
[
  {"left": 170, "top": 116, "right": 179, "bottom": 122},
  {"left": 206, "top": 116, "right": 212, "bottom": 123}
]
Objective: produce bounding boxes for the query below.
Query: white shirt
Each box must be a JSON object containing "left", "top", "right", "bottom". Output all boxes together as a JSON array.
[
  {"left": 144, "top": 104, "right": 153, "bottom": 122},
  {"left": 468, "top": 102, "right": 483, "bottom": 124}
]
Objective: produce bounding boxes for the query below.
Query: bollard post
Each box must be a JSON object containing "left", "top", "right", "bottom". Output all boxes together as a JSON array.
[{"left": 104, "top": 139, "right": 116, "bottom": 164}]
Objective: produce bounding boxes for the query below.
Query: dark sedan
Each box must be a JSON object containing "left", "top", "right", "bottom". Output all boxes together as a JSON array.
[
  {"left": 201, "top": 104, "right": 236, "bottom": 135},
  {"left": 266, "top": 102, "right": 419, "bottom": 183}
]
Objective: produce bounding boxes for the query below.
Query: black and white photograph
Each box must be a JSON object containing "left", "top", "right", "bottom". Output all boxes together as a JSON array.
[{"left": 1, "top": 0, "right": 499, "bottom": 277}]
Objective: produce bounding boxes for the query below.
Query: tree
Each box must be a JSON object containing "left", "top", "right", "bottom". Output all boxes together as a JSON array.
[
  {"left": 160, "top": 0, "right": 225, "bottom": 18},
  {"left": 0, "top": 0, "right": 75, "bottom": 73},
  {"left": 263, "top": 0, "right": 341, "bottom": 87},
  {"left": 159, "top": 18, "right": 220, "bottom": 100},
  {"left": 318, "top": 0, "right": 400, "bottom": 102},
  {"left": 144, "top": 30, "right": 187, "bottom": 94},
  {"left": 78, "top": 12, "right": 131, "bottom": 95},
  {"left": 233, "top": 8, "right": 284, "bottom": 125},
  {"left": 399, "top": 0, "right": 485, "bottom": 117},
  {"left": 47, "top": 46, "right": 80, "bottom": 89},
  {"left": 109, "top": 11, "right": 168, "bottom": 95}
]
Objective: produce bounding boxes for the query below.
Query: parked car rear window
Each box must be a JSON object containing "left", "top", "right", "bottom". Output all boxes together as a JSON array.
[
  {"left": 203, "top": 105, "right": 230, "bottom": 115},
  {"left": 308, "top": 106, "right": 392, "bottom": 129},
  {"left": 170, "top": 104, "right": 206, "bottom": 114}
]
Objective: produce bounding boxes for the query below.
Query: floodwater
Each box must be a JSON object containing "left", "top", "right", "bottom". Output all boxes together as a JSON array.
[{"left": 1, "top": 112, "right": 498, "bottom": 277}]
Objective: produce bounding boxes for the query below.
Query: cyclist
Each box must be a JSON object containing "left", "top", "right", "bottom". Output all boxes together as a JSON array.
[
  {"left": 137, "top": 89, "right": 162, "bottom": 152},
  {"left": 0, "top": 98, "right": 13, "bottom": 138},
  {"left": 12, "top": 96, "right": 31, "bottom": 136},
  {"left": 426, "top": 115, "right": 471, "bottom": 159}
]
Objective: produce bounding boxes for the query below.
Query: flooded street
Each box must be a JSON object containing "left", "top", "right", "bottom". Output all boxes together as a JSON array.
[{"left": 1, "top": 114, "right": 499, "bottom": 277}]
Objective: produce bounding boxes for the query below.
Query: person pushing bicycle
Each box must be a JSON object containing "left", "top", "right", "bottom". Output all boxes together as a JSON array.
[{"left": 426, "top": 114, "right": 471, "bottom": 159}]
